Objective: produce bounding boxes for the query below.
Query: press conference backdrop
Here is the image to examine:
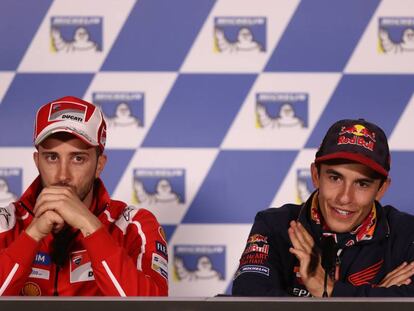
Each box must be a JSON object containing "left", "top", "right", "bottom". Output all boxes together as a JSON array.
[{"left": 1, "top": 0, "right": 414, "bottom": 297}]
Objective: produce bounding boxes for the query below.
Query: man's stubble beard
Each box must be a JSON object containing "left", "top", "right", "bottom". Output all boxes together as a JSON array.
[{"left": 40, "top": 173, "right": 96, "bottom": 203}]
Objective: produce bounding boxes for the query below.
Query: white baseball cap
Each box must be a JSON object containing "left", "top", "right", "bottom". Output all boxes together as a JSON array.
[{"left": 34, "top": 96, "right": 107, "bottom": 151}]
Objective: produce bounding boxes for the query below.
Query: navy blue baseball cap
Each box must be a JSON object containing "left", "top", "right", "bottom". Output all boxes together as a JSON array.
[{"left": 315, "top": 119, "right": 390, "bottom": 177}]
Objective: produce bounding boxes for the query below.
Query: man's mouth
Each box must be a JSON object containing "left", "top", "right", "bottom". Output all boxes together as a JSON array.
[{"left": 332, "top": 207, "right": 354, "bottom": 217}]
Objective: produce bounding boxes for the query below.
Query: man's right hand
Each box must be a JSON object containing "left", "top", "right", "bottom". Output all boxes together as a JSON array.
[{"left": 25, "top": 211, "right": 65, "bottom": 242}]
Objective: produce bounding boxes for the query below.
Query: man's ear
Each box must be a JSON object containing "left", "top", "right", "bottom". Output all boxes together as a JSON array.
[
  {"left": 310, "top": 162, "right": 320, "bottom": 189},
  {"left": 33, "top": 151, "right": 39, "bottom": 170},
  {"left": 95, "top": 153, "right": 107, "bottom": 178},
  {"left": 375, "top": 177, "right": 391, "bottom": 201}
]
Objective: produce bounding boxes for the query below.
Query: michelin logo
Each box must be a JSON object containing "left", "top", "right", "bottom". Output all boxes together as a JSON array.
[
  {"left": 133, "top": 168, "right": 185, "bottom": 206},
  {"left": 93, "top": 92, "right": 143, "bottom": 148},
  {"left": 238, "top": 265, "right": 270, "bottom": 276},
  {"left": 174, "top": 245, "right": 225, "bottom": 282},
  {"left": 93, "top": 92, "right": 144, "bottom": 128},
  {"left": 214, "top": 17, "right": 266, "bottom": 53},
  {"left": 379, "top": 17, "right": 414, "bottom": 53},
  {"left": 50, "top": 16, "right": 103, "bottom": 53},
  {"left": 256, "top": 93, "right": 308, "bottom": 129}
]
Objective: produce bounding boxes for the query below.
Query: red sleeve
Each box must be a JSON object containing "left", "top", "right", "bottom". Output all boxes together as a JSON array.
[
  {"left": 83, "top": 208, "right": 168, "bottom": 296},
  {"left": 0, "top": 231, "right": 39, "bottom": 296}
]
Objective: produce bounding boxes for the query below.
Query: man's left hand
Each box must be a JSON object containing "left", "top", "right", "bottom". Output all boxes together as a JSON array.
[{"left": 378, "top": 262, "right": 414, "bottom": 288}]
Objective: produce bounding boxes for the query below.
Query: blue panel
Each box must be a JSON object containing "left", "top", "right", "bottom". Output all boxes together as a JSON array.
[
  {"left": 101, "top": 0, "right": 216, "bottom": 71},
  {"left": 182, "top": 150, "right": 297, "bottom": 223},
  {"left": 306, "top": 74, "right": 414, "bottom": 148},
  {"left": 100, "top": 149, "right": 135, "bottom": 195},
  {"left": 0, "top": 0, "right": 52, "bottom": 70},
  {"left": 143, "top": 74, "right": 256, "bottom": 147},
  {"left": 0, "top": 73, "right": 94, "bottom": 146},
  {"left": 265, "top": 0, "right": 380, "bottom": 72},
  {"left": 382, "top": 152, "right": 414, "bottom": 216}
]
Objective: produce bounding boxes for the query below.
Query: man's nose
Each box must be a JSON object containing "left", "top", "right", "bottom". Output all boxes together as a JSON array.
[
  {"left": 337, "top": 183, "right": 353, "bottom": 205},
  {"left": 57, "top": 161, "right": 71, "bottom": 184}
]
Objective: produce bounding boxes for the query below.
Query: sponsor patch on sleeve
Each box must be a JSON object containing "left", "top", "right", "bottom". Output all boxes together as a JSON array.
[
  {"left": 156, "top": 241, "right": 168, "bottom": 259},
  {"left": 33, "top": 252, "right": 51, "bottom": 266},
  {"left": 236, "top": 265, "right": 270, "bottom": 277},
  {"left": 29, "top": 267, "right": 50, "bottom": 280},
  {"left": 152, "top": 253, "right": 168, "bottom": 280},
  {"left": 69, "top": 250, "right": 95, "bottom": 283}
]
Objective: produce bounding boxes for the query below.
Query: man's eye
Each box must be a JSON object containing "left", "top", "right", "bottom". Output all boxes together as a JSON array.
[
  {"left": 329, "top": 175, "right": 340, "bottom": 182},
  {"left": 74, "top": 156, "right": 85, "bottom": 163},
  {"left": 46, "top": 155, "right": 58, "bottom": 161},
  {"left": 357, "top": 181, "right": 369, "bottom": 188}
]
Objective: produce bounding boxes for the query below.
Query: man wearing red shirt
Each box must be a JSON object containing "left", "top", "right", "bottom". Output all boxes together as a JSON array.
[{"left": 0, "top": 96, "right": 168, "bottom": 296}]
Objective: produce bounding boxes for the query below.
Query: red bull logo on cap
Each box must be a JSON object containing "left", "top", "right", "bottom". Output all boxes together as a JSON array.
[
  {"left": 338, "top": 124, "right": 376, "bottom": 151},
  {"left": 339, "top": 124, "right": 376, "bottom": 142}
]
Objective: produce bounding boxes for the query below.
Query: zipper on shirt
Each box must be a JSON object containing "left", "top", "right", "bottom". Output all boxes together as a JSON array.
[
  {"left": 334, "top": 255, "right": 341, "bottom": 281},
  {"left": 53, "top": 265, "right": 60, "bottom": 296}
]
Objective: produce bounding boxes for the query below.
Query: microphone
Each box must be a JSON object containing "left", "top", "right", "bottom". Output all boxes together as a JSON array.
[{"left": 320, "top": 235, "right": 337, "bottom": 297}]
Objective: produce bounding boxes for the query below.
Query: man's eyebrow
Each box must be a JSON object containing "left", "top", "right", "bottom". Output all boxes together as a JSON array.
[
  {"left": 325, "top": 168, "right": 343, "bottom": 176},
  {"left": 325, "top": 168, "right": 375, "bottom": 183},
  {"left": 40, "top": 151, "right": 90, "bottom": 155},
  {"left": 355, "top": 177, "right": 375, "bottom": 184}
]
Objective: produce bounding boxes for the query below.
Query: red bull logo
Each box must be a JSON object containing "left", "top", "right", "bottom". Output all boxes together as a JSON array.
[
  {"left": 339, "top": 124, "right": 376, "bottom": 142},
  {"left": 338, "top": 124, "right": 376, "bottom": 151},
  {"left": 247, "top": 234, "right": 268, "bottom": 244},
  {"left": 243, "top": 243, "right": 269, "bottom": 255}
]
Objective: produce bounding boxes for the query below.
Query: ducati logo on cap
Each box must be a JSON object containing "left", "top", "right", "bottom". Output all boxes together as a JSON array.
[{"left": 49, "top": 102, "right": 87, "bottom": 123}]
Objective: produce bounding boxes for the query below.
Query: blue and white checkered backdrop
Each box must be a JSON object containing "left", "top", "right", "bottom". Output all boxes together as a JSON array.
[{"left": 1, "top": 0, "right": 414, "bottom": 296}]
